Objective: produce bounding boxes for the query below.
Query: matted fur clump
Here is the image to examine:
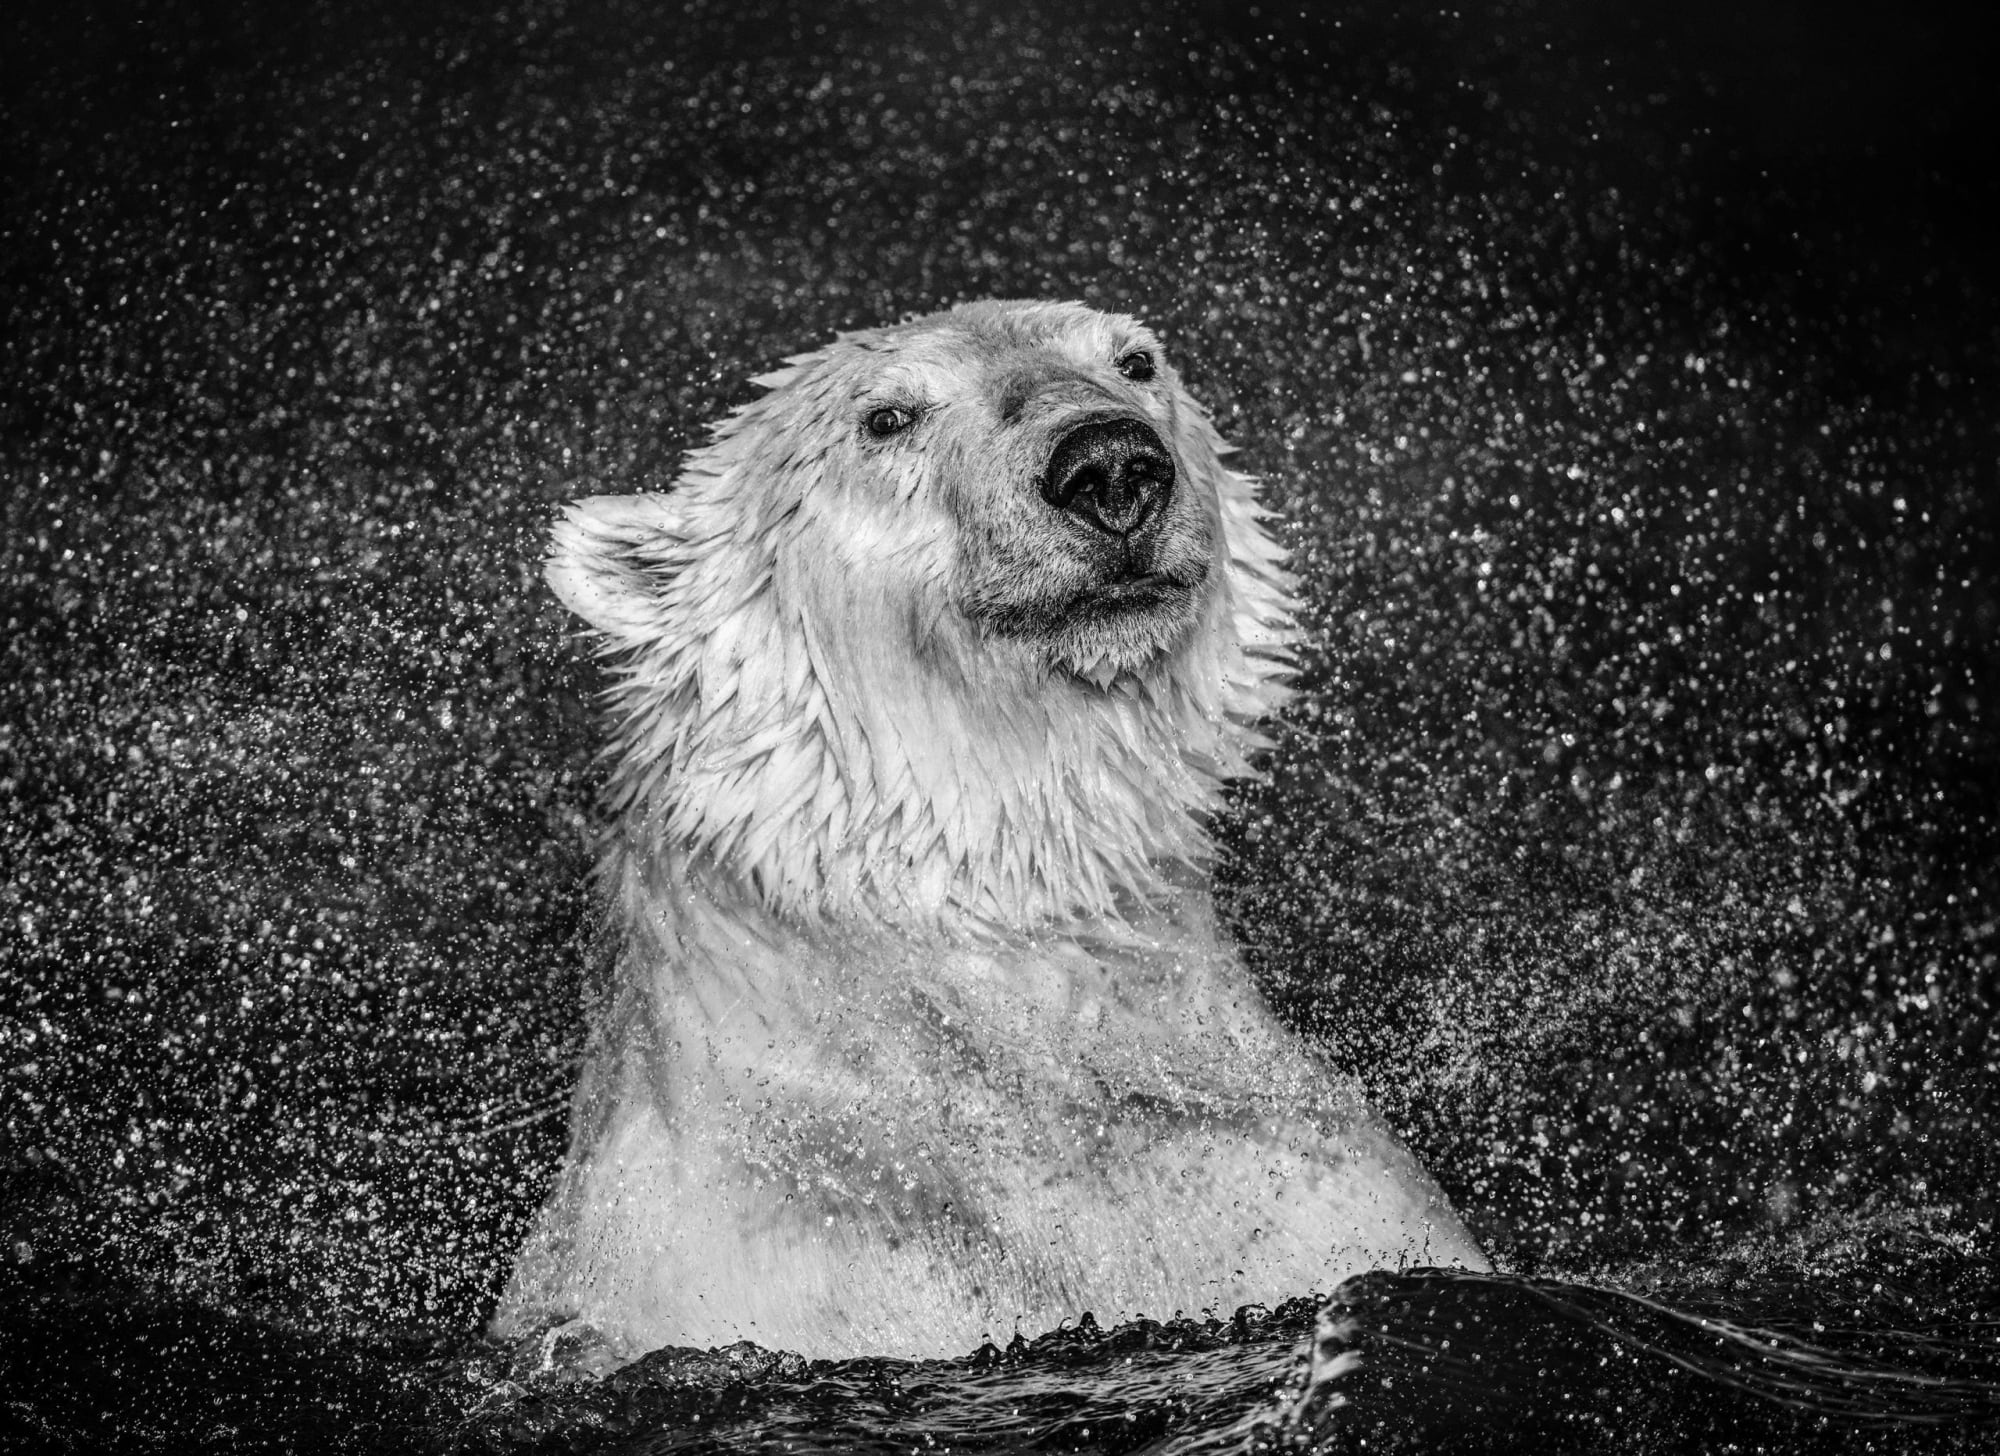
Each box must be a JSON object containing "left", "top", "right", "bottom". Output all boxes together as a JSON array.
[{"left": 494, "top": 300, "right": 1484, "bottom": 1363}]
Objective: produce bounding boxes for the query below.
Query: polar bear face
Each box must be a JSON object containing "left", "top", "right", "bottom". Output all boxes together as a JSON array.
[{"left": 783, "top": 299, "right": 1223, "bottom": 680}]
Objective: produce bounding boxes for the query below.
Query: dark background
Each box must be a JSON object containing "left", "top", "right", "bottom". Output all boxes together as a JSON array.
[{"left": 3, "top": 0, "right": 1995, "bottom": 1353}]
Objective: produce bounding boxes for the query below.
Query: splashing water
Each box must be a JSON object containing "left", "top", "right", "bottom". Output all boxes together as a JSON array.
[{"left": 3, "top": 0, "right": 1995, "bottom": 1451}]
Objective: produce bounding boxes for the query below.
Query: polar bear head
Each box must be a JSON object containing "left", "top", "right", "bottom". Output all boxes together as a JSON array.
[{"left": 547, "top": 300, "right": 1297, "bottom": 929}]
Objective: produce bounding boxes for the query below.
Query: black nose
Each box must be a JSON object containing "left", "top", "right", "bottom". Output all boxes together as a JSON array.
[{"left": 1038, "top": 417, "right": 1174, "bottom": 537}]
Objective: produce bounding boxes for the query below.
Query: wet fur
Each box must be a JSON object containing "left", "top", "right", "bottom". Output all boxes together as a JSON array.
[{"left": 494, "top": 300, "right": 1484, "bottom": 1361}]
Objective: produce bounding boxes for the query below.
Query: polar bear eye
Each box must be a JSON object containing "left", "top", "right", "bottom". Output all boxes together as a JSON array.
[
  {"left": 864, "top": 405, "right": 915, "bottom": 438},
  {"left": 1116, "top": 350, "right": 1156, "bottom": 383}
]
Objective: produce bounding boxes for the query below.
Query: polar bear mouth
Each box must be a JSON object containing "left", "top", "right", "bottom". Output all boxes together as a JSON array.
[
  {"left": 1081, "top": 564, "right": 1202, "bottom": 611},
  {"left": 962, "top": 553, "right": 1206, "bottom": 647},
  {"left": 1095, "top": 569, "right": 1174, "bottom": 599}
]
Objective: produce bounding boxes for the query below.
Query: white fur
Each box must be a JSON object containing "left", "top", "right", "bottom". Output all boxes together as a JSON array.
[{"left": 494, "top": 301, "right": 1485, "bottom": 1361}]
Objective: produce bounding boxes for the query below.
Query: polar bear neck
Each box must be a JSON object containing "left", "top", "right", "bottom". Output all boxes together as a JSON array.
[{"left": 598, "top": 629, "right": 1256, "bottom": 931}]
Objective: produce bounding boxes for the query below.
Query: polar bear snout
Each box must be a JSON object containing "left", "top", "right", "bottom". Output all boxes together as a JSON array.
[{"left": 1038, "top": 415, "right": 1176, "bottom": 540}]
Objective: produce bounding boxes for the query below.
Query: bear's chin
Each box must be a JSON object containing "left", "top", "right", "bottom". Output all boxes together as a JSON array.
[{"left": 1041, "top": 580, "right": 1206, "bottom": 688}]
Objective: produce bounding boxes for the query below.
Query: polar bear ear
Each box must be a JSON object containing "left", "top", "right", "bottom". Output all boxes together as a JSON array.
[{"left": 545, "top": 494, "right": 686, "bottom": 644}]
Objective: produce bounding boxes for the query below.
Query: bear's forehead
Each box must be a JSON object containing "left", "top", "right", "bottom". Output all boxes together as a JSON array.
[{"left": 828, "top": 302, "right": 1155, "bottom": 393}]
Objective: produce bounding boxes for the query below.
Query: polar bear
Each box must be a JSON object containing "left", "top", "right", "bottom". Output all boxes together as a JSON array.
[{"left": 492, "top": 299, "right": 1485, "bottom": 1363}]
